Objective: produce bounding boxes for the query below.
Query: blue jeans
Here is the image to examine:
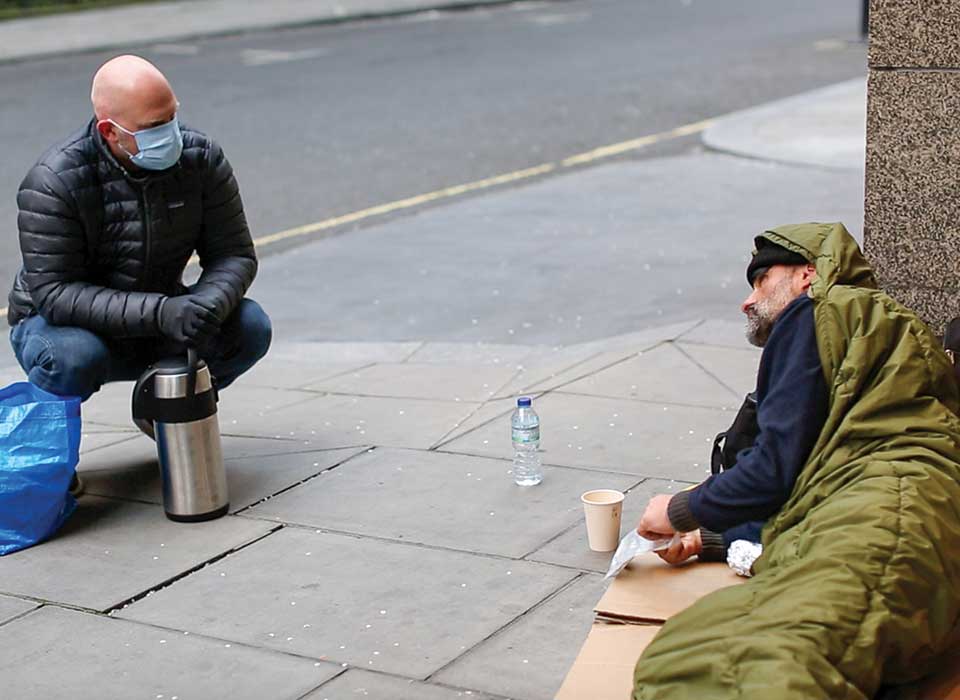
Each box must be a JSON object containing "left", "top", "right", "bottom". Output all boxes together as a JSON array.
[{"left": 9, "top": 299, "right": 272, "bottom": 401}]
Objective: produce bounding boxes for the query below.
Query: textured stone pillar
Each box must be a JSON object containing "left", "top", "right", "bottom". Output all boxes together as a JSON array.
[{"left": 864, "top": 2, "right": 960, "bottom": 333}]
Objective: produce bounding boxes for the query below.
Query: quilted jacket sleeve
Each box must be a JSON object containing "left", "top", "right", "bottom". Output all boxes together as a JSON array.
[
  {"left": 190, "top": 141, "right": 257, "bottom": 321},
  {"left": 17, "top": 164, "right": 165, "bottom": 337}
]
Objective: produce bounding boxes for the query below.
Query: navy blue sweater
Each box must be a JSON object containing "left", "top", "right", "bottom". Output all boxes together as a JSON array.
[{"left": 669, "top": 295, "right": 829, "bottom": 540}]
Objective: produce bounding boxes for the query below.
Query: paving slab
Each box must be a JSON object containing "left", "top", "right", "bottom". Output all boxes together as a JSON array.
[
  {"left": 495, "top": 327, "right": 701, "bottom": 400},
  {"left": 81, "top": 422, "right": 138, "bottom": 433},
  {"left": 0, "top": 497, "right": 275, "bottom": 611},
  {"left": 78, "top": 438, "right": 157, "bottom": 497},
  {"left": 676, "top": 342, "right": 760, "bottom": 398},
  {"left": 434, "top": 574, "right": 606, "bottom": 700},
  {"left": 82, "top": 378, "right": 315, "bottom": 433},
  {"left": 440, "top": 393, "right": 723, "bottom": 480},
  {"left": 520, "top": 349, "right": 643, "bottom": 396},
  {"left": 80, "top": 435, "right": 337, "bottom": 480},
  {"left": 243, "top": 448, "right": 640, "bottom": 558},
  {"left": 431, "top": 396, "right": 517, "bottom": 448},
  {"left": 80, "top": 431, "right": 140, "bottom": 456},
  {"left": 406, "top": 341, "right": 541, "bottom": 367},
  {"left": 560, "top": 320, "right": 703, "bottom": 357},
  {"left": 83, "top": 380, "right": 313, "bottom": 431},
  {"left": 228, "top": 446, "right": 372, "bottom": 511},
  {"left": 0, "top": 366, "right": 25, "bottom": 386},
  {"left": 219, "top": 392, "right": 482, "bottom": 449},
  {"left": 304, "top": 669, "right": 497, "bottom": 700},
  {"left": 269, "top": 341, "right": 422, "bottom": 365},
  {"left": 218, "top": 434, "right": 351, "bottom": 459},
  {"left": 307, "top": 363, "right": 517, "bottom": 402},
  {"left": 0, "top": 607, "right": 339, "bottom": 700},
  {"left": 492, "top": 347, "right": 633, "bottom": 400},
  {"left": 527, "top": 478, "right": 688, "bottom": 573},
  {"left": 85, "top": 442, "right": 369, "bottom": 512},
  {"left": 81, "top": 381, "right": 138, "bottom": 428},
  {"left": 217, "top": 384, "right": 325, "bottom": 429},
  {"left": 558, "top": 342, "right": 740, "bottom": 409},
  {"left": 241, "top": 358, "right": 374, "bottom": 391},
  {"left": 87, "top": 381, "right": 315, "bottom": 428},
  {"left": 119, "top": 528, "right": 576, "bottom": 679},
  {"left": 703, "top": 78, "right": 866, "bottom": 171},
  {"left": 677, "top": 319, "right": 753, "bottom": 349},
  {"left": 0, "top": 594, "right": 37, "bottom": 626}
]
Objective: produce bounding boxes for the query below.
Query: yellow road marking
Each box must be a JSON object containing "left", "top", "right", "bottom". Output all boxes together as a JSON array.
[
  {"left": 1, "top": 115, "right": 714, "bottom": 317},
  {"left": 560, "top": 119, "right": 713, "bottom": 167},
  {"left": 252, "top": 161, "right": 558, "bottom": 249},
  {"left": 252, "top": 117, "right": 713, "bottom": 250}
]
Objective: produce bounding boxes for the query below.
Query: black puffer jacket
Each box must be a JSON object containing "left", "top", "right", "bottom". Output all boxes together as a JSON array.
[{"left": 7, "top": 119, "right": 257, "bottom": 337}]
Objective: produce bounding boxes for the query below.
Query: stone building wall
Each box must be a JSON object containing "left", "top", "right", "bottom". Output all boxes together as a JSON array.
[{"left": 865, "top": 1, "right": 960, "bottom": 333}]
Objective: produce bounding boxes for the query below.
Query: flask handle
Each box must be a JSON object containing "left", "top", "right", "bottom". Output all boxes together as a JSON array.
[{"left": 186, "top": 347, "right": 199, "bottom": 398}]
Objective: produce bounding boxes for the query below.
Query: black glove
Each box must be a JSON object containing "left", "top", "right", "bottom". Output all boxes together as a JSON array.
[{"left": 158, "top": 295, "right": 220, "bottom": 347}]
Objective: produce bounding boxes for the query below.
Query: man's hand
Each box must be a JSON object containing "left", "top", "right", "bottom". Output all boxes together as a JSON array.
[
  {"left": 637, "top": 494, "right": 677, "bottom": 540},
  {"left": 158, "top": 295, "right": 220, "bottom": 347},
  {"left": 657, "top": 530, "right": 703, "bottom": 566}
]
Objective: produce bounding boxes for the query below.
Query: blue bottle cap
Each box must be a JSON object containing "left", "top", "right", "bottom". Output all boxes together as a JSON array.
[{"left": 517, "top": 397, "right": 532, "bottom": 407}]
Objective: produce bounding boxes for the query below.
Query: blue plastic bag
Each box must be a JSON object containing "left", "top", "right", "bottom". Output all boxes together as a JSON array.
[{"left": 0, "top": 382, "right": 81, "bottom": 555}]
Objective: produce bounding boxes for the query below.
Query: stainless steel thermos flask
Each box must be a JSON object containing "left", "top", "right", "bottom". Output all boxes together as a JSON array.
[{"left": 132, "top": 349, "right": 229, "bottom": 521}]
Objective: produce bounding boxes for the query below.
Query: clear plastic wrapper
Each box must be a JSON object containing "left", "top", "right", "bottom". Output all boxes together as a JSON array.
[
  {"left": 603, "top": 530, "right": 678, "bottom": 580},
  {"left": 726, "top": 539, "right": 763, "bottom": 577}
]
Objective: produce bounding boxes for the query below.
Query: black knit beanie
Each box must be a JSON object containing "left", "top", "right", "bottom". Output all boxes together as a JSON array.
[{"left": 746, "top": 238, "right": 809, "bottom": 286}]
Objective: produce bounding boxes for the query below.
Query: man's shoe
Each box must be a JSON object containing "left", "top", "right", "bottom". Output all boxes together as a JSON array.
[
  {"left": 133, "top": 417, "right": 155, "bottom": 441},
  {"left": 69, "top": 473, "right": 85, "bottom": 498}
]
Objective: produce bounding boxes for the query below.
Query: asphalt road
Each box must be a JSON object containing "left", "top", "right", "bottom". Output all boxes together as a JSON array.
[{"left": 0, "top": 0, "right": 866, "bottom": 305}]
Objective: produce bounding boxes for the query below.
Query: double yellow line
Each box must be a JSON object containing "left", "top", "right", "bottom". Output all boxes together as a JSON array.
[{"left": 0, "top": 116, "right": 713, "bottom": 319}]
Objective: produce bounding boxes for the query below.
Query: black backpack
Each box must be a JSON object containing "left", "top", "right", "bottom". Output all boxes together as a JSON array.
[{"left": 711, "top": 392, "right": 759, "bottom": 475}]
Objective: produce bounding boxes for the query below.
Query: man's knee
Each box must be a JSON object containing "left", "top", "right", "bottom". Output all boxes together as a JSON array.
[
  {"left": 233, "top": 298, "right": 272, "bottom": 363},
  {"left": 39, "top": 335, "right": 110, "bottom": 400},
  {"left": 12, "top": 319, "right": 111, "bottom": 400},
  {"left": 205, "top": 299, "right": 272, "bottom": 390}
]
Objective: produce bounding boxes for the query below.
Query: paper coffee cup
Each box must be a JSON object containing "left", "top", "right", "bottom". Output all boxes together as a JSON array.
[{"left": 581, "top": 489, "right": 625, "bottom": 552}]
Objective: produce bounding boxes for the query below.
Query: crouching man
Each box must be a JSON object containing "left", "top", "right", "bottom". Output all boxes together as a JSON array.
[
  {"left": 633, "top": 222, "right": 960, "bottom": 699},
  {"left": 7, "top": 55, "right": 271, "bottom": 408}
]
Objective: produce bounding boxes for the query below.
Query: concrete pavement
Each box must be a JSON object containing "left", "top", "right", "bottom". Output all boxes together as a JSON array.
[
  {"left": 0, "top": 0, "right": 545, "bottom": 63},
  {"left": 0, "top": 319, "right": 760, "bottom": 700},
  {"left": 704, "top": 77, "right": 867, "bottom": 171}
]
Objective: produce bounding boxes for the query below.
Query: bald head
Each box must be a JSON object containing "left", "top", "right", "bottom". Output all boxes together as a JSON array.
[
  {"left": 91, "top": 55, "right": 176, "bottom": 127},
  {"left": 92, "top": 55, "right": 179, "bottom": 167}
]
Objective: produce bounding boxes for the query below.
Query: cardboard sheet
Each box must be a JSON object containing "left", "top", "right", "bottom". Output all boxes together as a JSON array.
[
  {"left": 899, "top": 655, "right": 960, "bottom": 700},
  {"left": 595, "top": 554, "right": 744, "bottom": 623},
  {"left": 916, "top": 672, "right": 960, "bottom": 700},
  {"left": 555, "top": 622, "right": 659, "bottom": 700}
]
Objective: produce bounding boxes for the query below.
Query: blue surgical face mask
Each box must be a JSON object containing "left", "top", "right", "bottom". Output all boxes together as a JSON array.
[{"left": 109, "top": 116, "right": 183, "bottom": 171}]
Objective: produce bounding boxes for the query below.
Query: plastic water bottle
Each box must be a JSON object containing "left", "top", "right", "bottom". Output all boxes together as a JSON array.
[{"left": 511, "top": 397, "right": 543, "bottom": 486}]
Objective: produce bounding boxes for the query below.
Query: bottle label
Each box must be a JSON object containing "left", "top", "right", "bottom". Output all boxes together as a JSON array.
[{"left": 512, "top": 427, "right": 540, "bottom": 443}]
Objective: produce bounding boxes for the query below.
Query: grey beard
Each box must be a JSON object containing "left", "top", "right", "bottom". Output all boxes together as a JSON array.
[
  {"left": 744, "top": 278, "right": 799, "bottom": 348},
  {"left": 745, "top": 308, "right": 771, "bottom": 347}
]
